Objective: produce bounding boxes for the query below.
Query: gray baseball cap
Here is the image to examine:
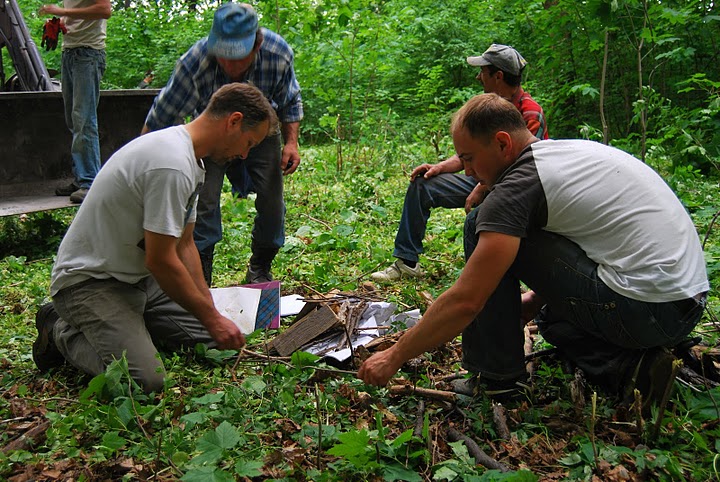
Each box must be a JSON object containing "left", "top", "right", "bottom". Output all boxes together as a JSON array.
[{"left": 467, "top": 44, "right": 527, "bottom": 76}]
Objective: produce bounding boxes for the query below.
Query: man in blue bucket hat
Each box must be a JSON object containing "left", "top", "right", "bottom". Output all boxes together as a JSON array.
[{"left": 143, "top": 2, "right": 303, "bottom": 286}]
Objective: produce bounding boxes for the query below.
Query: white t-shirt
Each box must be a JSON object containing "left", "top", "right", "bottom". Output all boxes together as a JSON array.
[
  {"left": 474, "top": 139, "right": 709, "bottom": 302},
  {"left": 51, "top": 126, "right": 204, "bottom": 295},
  {"left": 62, "top": 0, "right": 107, "bottom": 50}
]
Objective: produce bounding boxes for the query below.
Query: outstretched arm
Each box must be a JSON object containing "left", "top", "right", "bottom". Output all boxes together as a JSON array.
[
  {"left": 144, "top": 226, "right": 245, "bottom": 350},
  {"left": 358, "top": 231, "right": 521, "bottom": 386},
  {"left": 39, "top": 0, "right": 111, "bottom": 20}
]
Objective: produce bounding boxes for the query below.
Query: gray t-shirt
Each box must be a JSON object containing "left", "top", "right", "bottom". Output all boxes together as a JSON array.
[
  {"left": 62, "top": 0, "right": 107, "bottom": 50},
  {"left": 51, "top": 126, "right": 204, "bottom": 295},
  {"left": 474, "top": 139, "right": 709, "bottom": 303}
]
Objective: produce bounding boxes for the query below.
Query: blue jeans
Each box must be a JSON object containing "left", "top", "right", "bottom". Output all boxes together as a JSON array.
[
  {"left": 52, "top": 277, "right": 215, "bottom": 393},
  {"left": 461, "top": 212, "right": 705, "bottom": 390},
  {"left": 61, "top": 47, "right": 105, "bottom": 189},
  {"left": 393, "top": 173, "right": 477, "bottom": 263},
  {"left": 194, "top": 133, "right": 285, "bottom": 259}
]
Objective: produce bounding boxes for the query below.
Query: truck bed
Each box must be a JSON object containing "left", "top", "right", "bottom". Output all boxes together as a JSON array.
[{"left": 1, "top": 89, "right": 160, "bottom": 216}]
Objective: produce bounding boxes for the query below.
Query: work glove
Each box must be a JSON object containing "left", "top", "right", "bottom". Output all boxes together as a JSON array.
[{"left": 41, "top": 17, "right": 66, "bottom": 51}]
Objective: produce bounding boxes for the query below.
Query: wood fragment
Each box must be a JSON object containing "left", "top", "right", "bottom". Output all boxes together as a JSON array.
[
  {"left": 570, "top": 368, "right": 586, "bottom": 412},
  {"left": 524, "top": 325, "right": 535, "bottom": 376},
  {"left": 413, "top": 400, "right": 426, "bottom": 438},
  {"left": 1, "top": 420, "right": 50, "bottom": 453},
  {"left": 492, "top": 403, "right": 511, "bottom": 441},
  {"left": 388, "top": 384, "right": 458, "bottom": 403},
  {"left": 269, "top": 304, "right": 340, "bottom": 356},
  {"left": 446, "top": 427, "right": 510, "bottom": 472},
  {"left": 437, "top": 370, "right": 468, "bottom": 383}
]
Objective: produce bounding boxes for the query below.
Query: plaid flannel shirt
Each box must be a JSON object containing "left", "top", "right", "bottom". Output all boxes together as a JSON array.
[{"left": 145, "top": 28, "right": 302, "bottom": 130}]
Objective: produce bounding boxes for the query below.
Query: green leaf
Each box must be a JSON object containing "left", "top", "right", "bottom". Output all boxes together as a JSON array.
[
  {"left": 192, "top": 392, "right": 225, "bottom": 405},
  {"left": 241, "top": 376, "right": 266, "bottom": 395},
  {"left": 383, "top": 463, "right": 422, "bottom": 481},
  {"left": 433, "top": 466, "right": 459, "bottom": 481},
  {"left": 100, "top": 431, "right": 126, "bottom": 451},
  {"left": 213, "top": 421, "right": 241, "bottom": 450},
  {"left": 234, "top": 459, "right": 264, "bottom": 478},
  {"left": 291, "top": 350, "right": 320, "bottom": 367},
  {"left": 181, "top": 466, "right": 235, "bottom": 482}
]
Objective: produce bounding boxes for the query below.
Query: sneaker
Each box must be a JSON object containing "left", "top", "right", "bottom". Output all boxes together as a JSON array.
[
  {"left": 32, "top": 303, "right": 65, "bottom": 372},
  {"left": 55, "top": 182, "right": 79, "bottom": 196},
  {"left": 622, "top": 347, "right": 677, "bottom": 409},
  {"left": 246, "top": 264, "right": 273, "bottom": 284},
  {"left": 450, "top": 373, "right": 531, "bottom": 402},
  {"left": 371, "top": 260, "right": 424, "bottom": 282},
  {"left": 69, "top": 188, "right": 89, "bottom": 204}
]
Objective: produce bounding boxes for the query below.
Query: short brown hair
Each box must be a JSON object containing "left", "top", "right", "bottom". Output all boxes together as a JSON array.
[
  {"left": 451, "top": 93, "right": 526, "bottom": 141},
  {"left": 205, "top": 82, "right": 278, "bottom": 132}
]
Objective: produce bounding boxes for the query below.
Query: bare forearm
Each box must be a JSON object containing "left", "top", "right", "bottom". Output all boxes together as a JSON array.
[
  {"left": 41, "top": 1, "right": 111, "bottom": 19},
  {"left": 149, "top": 258, "right": 218, "bottom": 323},
  {"left": 281, "top": 122, "right": 300, "bottom": 147},
  {"left": 176, "top": 237, "right": 212, "bottom": 302},
  {"left": 390, "top": 287, "right": 480, "bottom": 363}
]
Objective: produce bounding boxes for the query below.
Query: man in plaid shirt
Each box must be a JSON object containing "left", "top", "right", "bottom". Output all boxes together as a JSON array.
[{"left": 143, "top": 2, "right": 302, "bottom": 285}]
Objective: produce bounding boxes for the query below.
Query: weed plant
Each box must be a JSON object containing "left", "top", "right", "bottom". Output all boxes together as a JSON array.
[{"left": 0, "top": 143, "right": 718, "bottom": 480}]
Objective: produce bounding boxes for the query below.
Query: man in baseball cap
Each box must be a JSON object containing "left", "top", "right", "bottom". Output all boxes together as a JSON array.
[
  {"left": 371, "top": 43, "right": 549, "bottom": 284},
  {"left": 143, "top": 2, "right": 303, "bottom": 287},
  {"left": 466, "top": 43, "right": 528, "bottom": 76}
]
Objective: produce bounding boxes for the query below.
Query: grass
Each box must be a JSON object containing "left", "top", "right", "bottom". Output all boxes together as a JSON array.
[{"left": 1, "top": 142, "right": 719, "bottom": 481}]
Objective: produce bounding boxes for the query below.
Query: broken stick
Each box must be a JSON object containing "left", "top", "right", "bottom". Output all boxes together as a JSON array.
[{"left": 446, "top": 427, "right": 510, "bottom": 472}]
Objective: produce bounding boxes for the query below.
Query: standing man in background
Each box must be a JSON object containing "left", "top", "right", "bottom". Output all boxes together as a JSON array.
[
  {"left": 143, "top": 2, "right": 303, "bottom": 286},
  {"left": 39, "top": 0, "right": 111, "bottom": 204},
  {"left": 371, "top": 44, "right": 548, "bottom": 282}
]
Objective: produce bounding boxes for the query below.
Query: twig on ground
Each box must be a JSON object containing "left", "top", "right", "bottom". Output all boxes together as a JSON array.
[
  {"left": 492, "top": 403, "right": 510, "bottom": 441},
  {"left": 446, "top": 427, "right": 510, "bottom": 472},
  {"left": 0, "top": 420, "right": 49, "bottom": 453},
  {"left": 413, "top": 400, "right": 426, "bottom": 438},
  {"left": 388, "top": 384, "right": 458, "bottom": 403}
]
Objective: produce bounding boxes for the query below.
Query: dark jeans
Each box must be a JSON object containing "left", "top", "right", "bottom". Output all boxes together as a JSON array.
[
  {"left": 194, "top": 133, "right": 285, "bottom": 260},
  {"left": 393, "top": 173, "right": 477, "bottom": 263},
  {"left": 461, "top": 211, "right": 704, "bottom": 390}
]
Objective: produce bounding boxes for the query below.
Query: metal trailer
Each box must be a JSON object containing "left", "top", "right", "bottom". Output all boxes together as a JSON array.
[{"left": 0, "top": 0, "right": 159, "bottom": 216}]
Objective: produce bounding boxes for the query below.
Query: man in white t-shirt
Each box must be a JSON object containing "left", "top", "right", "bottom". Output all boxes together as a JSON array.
[
  {"left": 39, "top": 0, "right": 112, "bottom": 203},
  {"left": 32, "top": 83, "right": 277, "bottom": 393},
  {"left": 359, "top": 94, "right": 708, "bottom": 407}
]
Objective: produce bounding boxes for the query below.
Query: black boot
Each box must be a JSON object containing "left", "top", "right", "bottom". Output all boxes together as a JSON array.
[
  {"left": 245, "top": 248, "right": 278, "bottom": 284},
  {"left": 33, "top": 303, "right": 65, "bottom": 372},
  {"left": 199, "top": 247, "right": 214, "bottom": 287}
]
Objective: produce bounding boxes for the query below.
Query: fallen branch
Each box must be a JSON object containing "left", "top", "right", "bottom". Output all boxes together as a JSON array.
[
  {"left": 446, "top": 427, "right": 510, "bottom": 472},
  {"left": 492, "top": 403, "right": 510, "bottom": 441},
  {"left": 1, "top": 420, "right": 49, "bottom": 453},
  {"left": 413, "top": 400, "right": 425, "bottom": 438},
  {"left": 388, "top": 384, "right": 458, "bottom": 403}
]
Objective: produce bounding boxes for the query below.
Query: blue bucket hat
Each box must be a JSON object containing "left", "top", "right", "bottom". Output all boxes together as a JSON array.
[{"left": 207, "top": 3, "right": 259, "bottom": 60}]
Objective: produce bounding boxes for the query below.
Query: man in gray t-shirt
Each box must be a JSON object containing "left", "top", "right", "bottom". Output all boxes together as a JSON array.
[
  {"left": 359, "top": 93, "right": 708, "bottom": 408},
  {"left": 33, "top": 84, "right": 277, "bottom": 393}
]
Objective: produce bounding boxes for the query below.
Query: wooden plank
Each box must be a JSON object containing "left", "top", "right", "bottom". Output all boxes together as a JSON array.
[{"left": 269, "top": 304, "right": 340, "bottom": 356}]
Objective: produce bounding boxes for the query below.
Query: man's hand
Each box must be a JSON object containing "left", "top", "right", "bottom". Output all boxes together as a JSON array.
[
  {"left": 521, "top": 290, "right": 545, "bottom": 324},
  {"left": 358, "top": 348, "right": 404, "bottom": 386},
  {"left": 205, "top": 314, "right": 246, "bottom": 350},
  {"left": 410, "top": 163, "right": 439, "bottom": 181},
  {"left": 39, "top": 4, "right": 63, "bottom": 16},
  {"left": 410, "top": 155, "right": 464, "bottom": 182},
  {"left": 281, "top": 143, "right": 300, "bottom": 175},
  {"left": 464, "top": 182, "right": 489, "bottom": 213}
]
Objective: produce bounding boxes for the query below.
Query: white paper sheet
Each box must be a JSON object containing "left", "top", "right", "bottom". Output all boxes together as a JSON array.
[{"left": 210, "top": 287, "right": 261, "bottom": 334}]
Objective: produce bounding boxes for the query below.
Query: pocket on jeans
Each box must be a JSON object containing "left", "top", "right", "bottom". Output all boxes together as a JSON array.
[{"left": 567, "top": 297, "right": 641, "bottom": 348}]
